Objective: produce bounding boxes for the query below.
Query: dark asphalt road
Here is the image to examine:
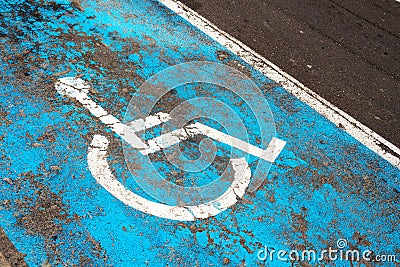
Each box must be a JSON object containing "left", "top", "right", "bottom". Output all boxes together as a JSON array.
[{"left": 181, "top": 0, "right": 400, "bottom": 147}]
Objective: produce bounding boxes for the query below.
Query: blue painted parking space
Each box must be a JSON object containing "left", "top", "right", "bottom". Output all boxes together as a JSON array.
[{"left": 0, "top": 0, "right": 399, "bottom": 266}]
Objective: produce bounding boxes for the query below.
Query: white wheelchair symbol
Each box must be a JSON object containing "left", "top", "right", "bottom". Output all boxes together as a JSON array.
[{"left": 55, "top": 76, "right": 285, "bottom": 221}]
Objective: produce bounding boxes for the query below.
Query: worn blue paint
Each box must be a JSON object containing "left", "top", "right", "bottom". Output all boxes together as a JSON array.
[{"left": 0, "top": 0, "right": 399, "bottom": 266}]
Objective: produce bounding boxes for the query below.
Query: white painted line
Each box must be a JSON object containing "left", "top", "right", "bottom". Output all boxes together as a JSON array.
[
  {"left": 126, "top": 112, "right": 171, "bottom": 132},
  {"left": 188, "top": 157, "right": 251, "bottom": 219},
  {"left": 56, "top": 77, "right": 148, "bottom": 150},
  {"left": 88, "top": 134, "right": 251, "bottom": 220},
  {"left": 141, "top": 122, "right": 286, "bottom": 163},
  {"left": 158, "top": 0, "right": 400, "bottom": 169},
  {"left": 140, "top": 127, "right": 195, "bottom": 155},
  {"left": 194, "top": 123, "right": 286, "bottom": 162},
  {"left": 56, "top": 77, "right": 285, "bottom": 164},
  {"left": 88, "top": 135, "right": 194, "bottom": 221}
]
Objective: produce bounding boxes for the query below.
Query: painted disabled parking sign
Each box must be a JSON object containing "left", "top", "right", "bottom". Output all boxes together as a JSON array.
[
  {"left": 0, "top": 0, "right": 399, "bottom": 266},
  {"left": 55, "top": 61, "right": 286, "bottom": 220}
]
